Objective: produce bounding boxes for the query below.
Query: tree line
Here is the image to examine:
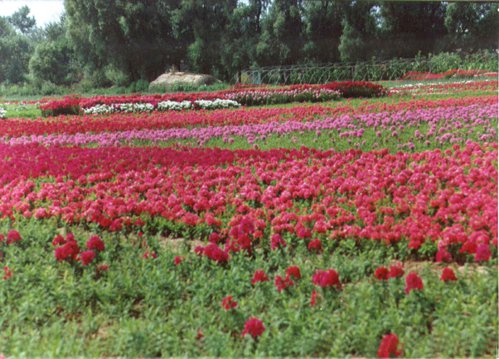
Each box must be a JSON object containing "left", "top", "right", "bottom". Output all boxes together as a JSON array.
[{"left": 0, "top": 0, "right": 497, "bottom": 89}]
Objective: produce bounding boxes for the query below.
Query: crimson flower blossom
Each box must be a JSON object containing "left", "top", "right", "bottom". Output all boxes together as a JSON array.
[
  {"left": 6, "top": 230, "right": 22, "bottom": 245},
  {"left": 374, "top": 266, "right": 389, "bottom": 280},
  {"left": 251, "top": 270, "right": 269, "bottom": 285},
  {"left": 388, "top": 264, "right": 404, "bottom": 278},
  {"left": 286, "top": 265, "right": 301, "bottom": 280},
  {"left": 310, "top": 290, "right": 317, "bottom": 307},
  {"left": 3, "top": 266, "right": 12, "bottom": 280},
  {"left": 221, "top": 295, "right": 238, "bottom": 311},
  {"left": 405, "top": 272, "right": 424, "bottom": 294},
  {"left": 275, "top": 275, "right": 294, "bottom": 292},
  {"left": 307, "top": 238, "right": 323, "bottom": 253},
  {"left": 474, "top": 244, "right": 491, "bottom": 262},
  {"left": 80, "top": 250, "right": 96, "bottom": 266},
  {"left": 312, "top": 269, "right": 341, "bottom": 289},
  {"left": 242, "top": 317, "right": 265, "bottom": 339},
  {"left": 270, "top": 233, "right": 286, "bottom": 250},
  {"left": 86, "top": 235, "right": 105, "bottom": 252},
  {"left": 143, "top": 251, "right": 158, "bottom": 259},
  {"left": 377, "top": 333, "right": 402, "bottom": 358},
  {"left": 440, "top": 267, "right": 457, "bottom": 282},
  {"left": 174, "top": 256, "right": 184, "bottom": 266}
]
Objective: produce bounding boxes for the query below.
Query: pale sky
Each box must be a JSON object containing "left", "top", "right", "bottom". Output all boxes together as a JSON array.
[{"left": 0, "top": 0, "right": 65, "bottom": 27}]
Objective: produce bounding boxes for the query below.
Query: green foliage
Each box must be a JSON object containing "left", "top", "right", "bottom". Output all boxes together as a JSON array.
[
  {"left": 0, "top": 219, "right": 496, "bottom": 357},
  {"left": 8, "top": 6, "right": 36, "bottom": 34}
]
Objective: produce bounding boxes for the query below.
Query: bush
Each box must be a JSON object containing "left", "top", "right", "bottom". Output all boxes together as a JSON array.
[
  {"left": 39, "top": 95, "right": 81, "bottom": 117},
  {"left": 322, "top": 81, "right": 388, "bottom": 98}
]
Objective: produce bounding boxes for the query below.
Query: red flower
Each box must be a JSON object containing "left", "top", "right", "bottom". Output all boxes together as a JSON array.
[
  {"left": 54, "top": 240, "right": 80, "bottom": 262},
  {"left": 251, "top": 270, "right": 269, "bottom": 285},
  {"left": 377, "top": 333, "right": 402, "bottom": 358},
  {"left": 405, "top": 272, "right": 424, "bottom": 294},
  {"left": 86, "top": 235, "right": 105, "bottom": 252},
  {"left": 474, "top": 244, "right": 491, "bottom": 262},
  {"left": 286, "top": 265, "right": 301, "bottom": 280},
  {"left": 275, "top": 275, "right": 294, "bottom": 292},
  {"left": 271, "top": 233, "right": 286, "bottom": 250},
  {"left": 80, "top": 250, "right": 96, "bottom": 266},
  {"left": 202, "top": 243, "right": 229, "bottom": 263},
  {"left": 97, "top": 264, "right": 109, "bottom": 272},
  {"left": 310, "top": 290, "right": 317, "bottom": 307},
  {"left": 52, "top": 234, "right": 65, "bottom": 246},
  {"left": 307, "top": 238, "right": 323, "bottom": 253},
  {"left": 196, "top": 329, "right": 204, "bottom": 340},
  {"left": 374, "top": 266, "right": 389, "bottom": 280},
  {"left": 388, "top": 264, "right": 404, "bottom": 278},
  {"left": 2, "top": 266, "right": 12, "bottom": 280},
  {"left": 221, "top": 295, "right": 238, "bottom": 311},
  {"left": 440, "top": 267, "right": 457, "bottom": 282},
  {"left": 6, "top": 230, "right": 22, "bottom": 245},
  {"left": 312, "top": 269, "right": 341, "bottom": 289},
  {"left": 143, "top": 251, "right": 158, "bottom": 259},
  {"left": 242, "top": 317, "right": 265, "bottom": 339},
  {"left": 174, "top": 256, "right": 184, "bottom": 266}
]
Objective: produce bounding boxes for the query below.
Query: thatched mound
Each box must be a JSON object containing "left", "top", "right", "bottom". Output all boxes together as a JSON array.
[{"left": 149, "top": 71, "right": 220, "bottom": 89}]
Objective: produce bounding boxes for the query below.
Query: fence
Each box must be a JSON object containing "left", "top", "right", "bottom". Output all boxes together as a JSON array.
[{"left": 236, "top": 52, "right": 497, "bottom": 85}]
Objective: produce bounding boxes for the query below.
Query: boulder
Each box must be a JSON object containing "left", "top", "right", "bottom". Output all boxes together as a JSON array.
[{"left": 149, "top": 71, "right": 220, "bottom": 90}]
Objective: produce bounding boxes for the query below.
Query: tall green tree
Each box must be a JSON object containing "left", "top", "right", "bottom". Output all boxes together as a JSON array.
[
  {"left": 65, "top": 0, "right": 180, "bottom": 82},
  {"left": 379, "top": 2, "right": 446, "bottom": 58},
  {"left": 8, "top": 6, "right": 36, "bottom": 34},
  {"left": 302, "top": 0, "right": 344, "bottom": 63},
  {"left": 256, "top": 0, "right": 304, "bottom": 66},
  {"left": 338, "top": 1, "right": 378, "bottom": 62},
  {"left": 445, "top": 3, "right": 499, "bottom": 51}
]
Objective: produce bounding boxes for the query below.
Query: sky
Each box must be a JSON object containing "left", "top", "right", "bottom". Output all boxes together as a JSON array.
[{"left": 0, "top": 0, "right": 65, "bottom": 27}]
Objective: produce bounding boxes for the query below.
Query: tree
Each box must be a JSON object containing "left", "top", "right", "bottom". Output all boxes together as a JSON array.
[
  {"left": 445, "top": 3, "right": 499, "bottom": 51},
  {"left": 256, "top": 0, "right": 304, "bottom": 66},
  {"left": 29, "top": 16, "right": 79, "bottom": 85},
  {"left": 65, "top": 0, "right": 180, "bottom": 82},
  {"left": 302, "top": 0, "right": 344, "bottom": 63},
  {"left": 9, "top": 6, "right": 36, "bottom": 34},
  {"left": 338, "top": 1, "right": 378, "bottom": 62},
  {"left": 380, "top": 2, "right": 446, "bottom": 57},
  {"left": 0, "top": 15, "right": 33, "bottom": 83}
]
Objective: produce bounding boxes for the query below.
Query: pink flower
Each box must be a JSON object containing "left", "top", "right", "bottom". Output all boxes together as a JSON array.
[
  {"left": 251, "top": 270, "right": 269, "bottom": 285},
  {"left": 80, "top": 250, "right": 96, "bottom": 266},
  {"left": 242, "top": 317, "right": 265, "bottom": 339},
  {"left": 221, "top": 295, "right": 238, "bottom": 311},
  {"left": 377, "top": 333, "right": 402, "bottom": 358},
  {"left": 174, "top": 256, "right": 184, "bottom": 266},
  {"left": 405, "top": 272, "right": 424, "bottom": 294},
  {"left": 86, "top": 235, "right": 105, "bottom": 252},
  {"left": 474, "top": 244, "right": 491, "bottom": 262}
]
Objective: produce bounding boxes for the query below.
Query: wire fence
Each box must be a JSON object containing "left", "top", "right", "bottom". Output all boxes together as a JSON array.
[{"left": 236, "top": 53, "right": 498, "bottom": 85}]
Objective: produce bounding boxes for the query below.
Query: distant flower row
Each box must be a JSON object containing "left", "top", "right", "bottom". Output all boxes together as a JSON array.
[
  {"left": 38, "top": 81, "right": 387, "bottom": 117},
  {"left": 83, "top": 99, "right": 241, "bottom": 115}
]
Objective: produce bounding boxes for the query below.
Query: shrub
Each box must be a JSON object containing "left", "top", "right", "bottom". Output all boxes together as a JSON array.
[{"left": 39, "top": 95, "right": 81, "bottom": 117}]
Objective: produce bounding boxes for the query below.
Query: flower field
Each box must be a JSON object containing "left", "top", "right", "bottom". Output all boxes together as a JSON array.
[{"left": 0, "top": 80, "right": 497, "bottom": 357}]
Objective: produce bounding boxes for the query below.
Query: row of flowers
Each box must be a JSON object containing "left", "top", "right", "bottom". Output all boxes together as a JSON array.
[
  {"left": 389, "top": 79, "right": 497, "bottom": 96},
  {"left": 38, "top": 81, "right": 387, "bottom": 117},
  {"left": 0, "top": 143, "right": 496, "bottom": 263},
  {"left": 401, "top": 69, "right": 497, "bottom": 81},
  {"left": 83, "top": 99, "right": 241, "bottom": 115},
  {"left": 3, "top": 96, "right": 492, "bottom": 138},
  {"left": 7, "top": 101, "right": 496, "bottom": 148}
]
